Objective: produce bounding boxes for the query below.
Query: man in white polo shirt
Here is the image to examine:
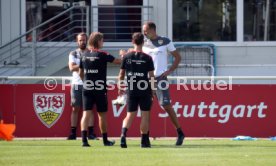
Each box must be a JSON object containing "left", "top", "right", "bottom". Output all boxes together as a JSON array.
[{"left": 142, "top": 22, "right": 185, "bottom": 146}]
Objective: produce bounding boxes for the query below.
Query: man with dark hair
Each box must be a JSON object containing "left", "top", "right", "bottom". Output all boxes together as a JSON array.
[
  {"left": 118, "top": 32, "right": 155, "bottom": 148},
  {"left": 67, "top": 32, "right": 98, "bottom": 140},
  {"left": 79, "top": 32, "right": 122, "bottom": 147},
  {"left": 142, "top": 21, "right": 185, "bottom": 146}
]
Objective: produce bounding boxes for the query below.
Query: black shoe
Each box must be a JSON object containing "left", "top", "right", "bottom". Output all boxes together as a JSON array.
[
  {"left": 141, "top": 140, "right": 151, "bottom": 148},
  {"left": 120, "top": 136, "right": 127, "bottom": 148},
  {"left": 88, "top": 134, "right": 99, "bottom": 140},
  {"left": 141, "top": 134, "right": 151, "bottom": 148},
  {"left": 82, "top": 142, "right": 90, "bottom": 147},
  {"left": 141, "top": 143, "right": 151, "bottom": 148},
  {"left": 176, "top": 133, "right": 185, "bottom": 146},
  {"left": 104, "top": 140, "right": 115, "bottom": 146},
  {"left": 67, "top": 134, "right": 76, "bottom": 140}
]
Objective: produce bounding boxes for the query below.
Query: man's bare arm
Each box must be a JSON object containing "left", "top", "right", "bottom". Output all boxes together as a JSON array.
[
  {"left": 148, "top": 70, "right": 156, "bottom": 96},
  {"left": 117, "top": 69, "right": 126, "bottom": 95},
  {"left": 112, "top": 58, "right": 122, "bottom": 64},
  {"left": 161, "top": 50, "right": 181, "bottom": 77},
  {"left": 169, "top": 50, "right": 181, "bottom": 72},
  {"left": 68, "top": 62, "right": 79, "bottom": 72}
]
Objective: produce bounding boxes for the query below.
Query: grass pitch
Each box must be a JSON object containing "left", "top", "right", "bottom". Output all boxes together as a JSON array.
[{"left": 1, "top": 138, "right": 276, "bottom": 166}]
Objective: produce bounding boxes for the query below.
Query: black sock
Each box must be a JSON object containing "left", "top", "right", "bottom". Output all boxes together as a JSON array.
[
  {"left": 141, "top": 134, "right": 147, "bottom": 144},
  {"left": 88, "top": 126, "right": 94, "bottom": 135},
  {"left": 102, "top": 133, "right": 108, "bottom": 143},
  {"left": 177, "top": 128, "right": 184, "bottom": 136},
  {"left": 121, "top": 128, "right": 128, "bottom": 137},
  {"left": 81, "top": 130, "right": 88, "bottom": 143},
  {"left": 71, "top": 127, "right": 77, "bottom": 135}
]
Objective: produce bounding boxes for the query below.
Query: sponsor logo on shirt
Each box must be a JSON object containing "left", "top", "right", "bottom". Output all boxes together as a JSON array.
[
  {"left": 84, "top": 69, "right": 98, "bottom": 74},
  {"left": 127, "top": 72, "right": 144, "bottom": 77},
  {"left": 126, "top": 59, "right": 132, "bottom": 64},
  {"left": 85, "top": 57, "right": 99, "bottom": 61},
  {"left": 132, "top": 60, "right": 146, "bottom": 64}
]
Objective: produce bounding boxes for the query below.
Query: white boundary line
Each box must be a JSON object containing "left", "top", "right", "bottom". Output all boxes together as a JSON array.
[{"left": 1, "top": 76, "right": 276, "bottom": 81}]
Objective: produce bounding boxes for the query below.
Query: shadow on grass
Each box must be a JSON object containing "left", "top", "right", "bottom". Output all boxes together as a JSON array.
[
  {"left": 151, "top": 143, "right": 276, "bottom": 149},
  {"left": 1, "top": 140, "right": 276, "bottom": 149}
]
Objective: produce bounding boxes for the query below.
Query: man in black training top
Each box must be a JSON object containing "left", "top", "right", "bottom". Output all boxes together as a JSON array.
[
  {"left": 79, "top": 32, "right": 121, "bottom": 147},
  {"left": 118, "top": 32, "right": 155, "bottom": 148},
  {"left": 67, "top": 32, "right": 97, "bottom": 140}
]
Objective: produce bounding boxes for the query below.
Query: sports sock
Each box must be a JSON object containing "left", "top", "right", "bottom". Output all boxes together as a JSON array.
[
  {"left": 102, "top": 133, "right": 108, "bottom": 143},
  {"left": 71, "top": 127, "right": 77, "bottom": 135},
  {"left": 81, "top": 130, "right": 88, "bottom": 143},
  {"left": 121, "top": 128, "right": 128, "bottom": 137},
  {"left": 177, "top": 128, "right": 184, "bottom": 136},
  {"left": 141, "top": 134, "right": 147, "bottom": 145}
]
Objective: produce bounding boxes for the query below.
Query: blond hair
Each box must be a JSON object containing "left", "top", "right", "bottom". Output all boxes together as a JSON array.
[{"left": 88, "top": 32, "right": 103, "bottom": 49}]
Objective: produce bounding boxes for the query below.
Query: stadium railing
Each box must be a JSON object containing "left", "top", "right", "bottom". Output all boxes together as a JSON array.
[
  {"left": 0, "top": 5, "right": 153, "bottom": 76},
  {"left": 171, "top": 44, "right": 216, "bottom": 77}
]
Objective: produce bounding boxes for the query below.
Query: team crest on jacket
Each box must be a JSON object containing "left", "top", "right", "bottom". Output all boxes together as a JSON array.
[
  {"left": 126, "top": 59, "right": 132, "bottom": 64},
  {"left": 158, "top": 39, "right": 163, "bottom": 45},
  {"left": 33, "top": 93, "right": 65, "bottom": 128}
]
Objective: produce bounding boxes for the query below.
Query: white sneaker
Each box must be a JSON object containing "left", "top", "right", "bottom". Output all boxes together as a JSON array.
[{"left": 113, "top": 94, "right": 127, "bottom": 106}]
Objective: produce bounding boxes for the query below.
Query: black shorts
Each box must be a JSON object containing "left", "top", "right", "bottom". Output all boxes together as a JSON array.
[
  {"left": 127, "top": 94, "right": 152, "bottom": 112},
  {"left": 82, "top": 91, "right": 108, "bottom": 112}
]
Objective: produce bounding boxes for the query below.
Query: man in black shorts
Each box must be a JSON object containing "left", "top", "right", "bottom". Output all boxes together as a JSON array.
[
  {"left": 79, "top": 32, "right": 121, "bottom": 147},
  {"left": 118, "top": 32, "right": 155, "bottom": 148},
  {"left": 67, "top": 32, "right": 97, "bottom": 140}
]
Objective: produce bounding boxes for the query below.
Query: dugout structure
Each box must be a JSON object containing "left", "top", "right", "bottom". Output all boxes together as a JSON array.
[{"left": 170, "top": 44, "right": 216, "bottom": 76}]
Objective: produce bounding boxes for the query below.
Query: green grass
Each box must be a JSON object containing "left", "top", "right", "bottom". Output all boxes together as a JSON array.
[{"left": 1, "top": 139, "right": 276, "bottom": 166}]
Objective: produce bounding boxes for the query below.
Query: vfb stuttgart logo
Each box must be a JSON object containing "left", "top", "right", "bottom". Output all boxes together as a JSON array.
[{"left": 33, "top": 93, "right": 65, "bottom": 128}]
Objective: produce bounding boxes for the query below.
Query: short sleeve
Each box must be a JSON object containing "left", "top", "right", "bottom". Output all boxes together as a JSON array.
[
  {"left": 105, "top": 53, "right": 115, "bottom": 63},
  {"left": 167, "top": 39, "right": 176, "bottom": 52},
  {"left": 121, "top": 57, "right": 127, "bottom": 69}
]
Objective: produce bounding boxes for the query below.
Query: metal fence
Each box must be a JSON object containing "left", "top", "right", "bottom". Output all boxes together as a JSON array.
[
  {"left": 171, "top": 44, "right": 216, "bottom": 76},
  {"left": 92, "top": 5, "right": 153, "bottom": 42},
  {"left": 0, "top": 5, "right": 153, "bottom": 76}
]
